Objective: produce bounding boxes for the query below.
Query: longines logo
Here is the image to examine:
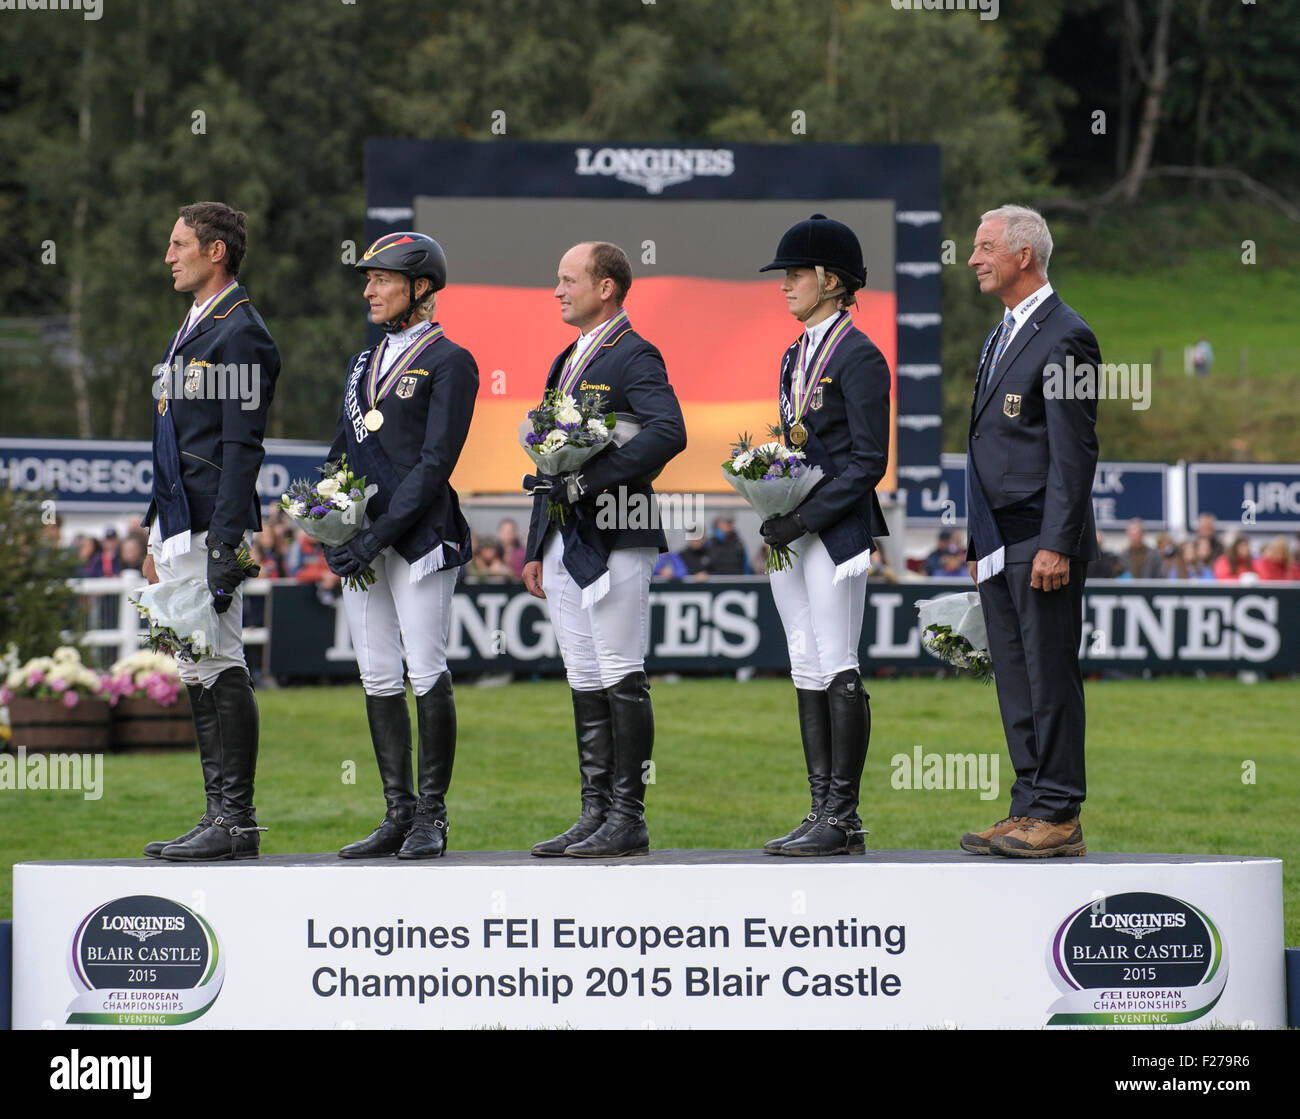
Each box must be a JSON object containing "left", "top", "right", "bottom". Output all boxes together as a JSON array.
[
  {"left": 100, "top": 913, "right": 186, "bottom": 943},
  {"left": 68, "top": 895, "right": 225, "bottom": 1026},
  {"left": 574, "top": 147, "right": 735, "bottom": 194},
  {"left": 1088, "top": 911, "right": 1187, "bottom": 940},
  {"left": 1045, "top": 891, "right": 1226, "bottom": 1026}
]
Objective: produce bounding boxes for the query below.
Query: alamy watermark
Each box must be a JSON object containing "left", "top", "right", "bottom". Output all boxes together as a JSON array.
[
  {"left": 1044, "top": 356, "right": 1151, "bottom": 412},
  {"left": 891, "top": 0, "right": 998, "bottom": 21},
  {"left": 0, "top": 0, "right": 103, "bottom": 20},
  {"left": 593, "top": 488, "right": 705, "bottom": 540},
  {"left": 890, "top": 745, "right": 1000, "bottom": 801},
  {"left": 153, "top": 357, "right": 263, "bottom": 412},
  {"left": 0, "top": 746, "right": 103, "bottom": 800}
]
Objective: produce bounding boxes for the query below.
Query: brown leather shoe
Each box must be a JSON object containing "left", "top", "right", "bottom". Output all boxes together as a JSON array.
[
  {"left": 989, "top": 816, "right": 1086, "bottom": 858},
  {"left": 959, "top": 815, "right": 1028, "bottom": 855}
]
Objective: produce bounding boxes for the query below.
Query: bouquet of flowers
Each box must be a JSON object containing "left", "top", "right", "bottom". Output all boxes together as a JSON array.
[
  {"left": 130, "top": 546, "right": 258, "bottom": 662},
  {"left": 916, "top": 591, "right": 994, "bottom": 683},
  {"left": 519, "top": 389, "right": 617, "bottom": 523},
  {"left": 721, "top": 429, "right": 825, "bottom": 572},
  {"left": 100, "top": 649, "right": 183, "bottom": 707},
  {"left": 280, "top": 454, "right": 379, "bottom": 590},
  {"left": 1, "top": 646, "right": 106, "bottom": 710}
]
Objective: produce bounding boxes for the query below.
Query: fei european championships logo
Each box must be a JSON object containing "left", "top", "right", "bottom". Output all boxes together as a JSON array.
[
  {"left": 1046, "top": 891, "right": 1226, "bottom": 1026},
  {"left": 67, "top": 895, "right": 224, "bottom": 1026}
]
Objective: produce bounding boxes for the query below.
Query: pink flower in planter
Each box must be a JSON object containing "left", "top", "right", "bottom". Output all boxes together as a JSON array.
[
  {"left": 62, "top": 690, "right": 80, "bottom": 709},
  {"left": 144, "top": 673, "right": 181, "bottom": 706},
  {"left": 0, "top": 685, "right": 12, "bottom": 705},
  {"left": 50, "top": 677, "right": 68, "bottom": 693},
  {"left": 29, "top": 670, "right": 45, "bottom": 685}
]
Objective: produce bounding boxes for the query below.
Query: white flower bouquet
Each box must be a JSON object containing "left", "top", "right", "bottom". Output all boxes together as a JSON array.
[
  {"left": 916, "top": 591, "right": 994, "bottom": 683},
  {"left": 721, "top": 430, "right": 825, "bottom": 572},
  {"left": 280, "top": 453, "right": 379, "bottom": 590}
]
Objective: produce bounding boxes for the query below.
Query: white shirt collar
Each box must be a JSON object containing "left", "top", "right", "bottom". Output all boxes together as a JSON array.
[
  {"left": 572, "top": 312, "right": 621, "bottom": 360},
  {"left": 803, "top": 309, "right": 846, "bottom": 350},
  {"left": 1006, "top": 281, "right": 1053, "bottom": 332},
  {"left": 387, "top": 318, "right": 432, "bottom": 348},
  {"left": 378, "top": 319, "right": 433, "bottom": 373},
  {"left": 185, "top": 288, "right": 220, "bottom": 329}
]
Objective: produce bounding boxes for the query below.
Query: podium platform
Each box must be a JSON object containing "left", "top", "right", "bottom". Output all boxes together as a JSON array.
[{"left": 12, "top": 850, "right": 1284, "bottom": 1029}]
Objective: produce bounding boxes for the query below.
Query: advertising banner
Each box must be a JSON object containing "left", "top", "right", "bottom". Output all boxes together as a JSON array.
[
  {"left": 0, "top": 437, "right": 331, "bottom": 514},
  {"left": 1188, "top": 463, "right": 1300, "bottom": 532},
  {"left": 269, "top": 580, "right": 1300, "bottom": 678},
  {"left": 904, "top": 455, "right": 1171, "bottom": 531},
  {"left": 12, "top": 854, "right": 1282, "bottom": 1030}
]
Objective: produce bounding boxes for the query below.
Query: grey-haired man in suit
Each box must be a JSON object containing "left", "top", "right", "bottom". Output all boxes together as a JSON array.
[{"left": 961, "top": 204, "right": 1099, "bottom": 859}]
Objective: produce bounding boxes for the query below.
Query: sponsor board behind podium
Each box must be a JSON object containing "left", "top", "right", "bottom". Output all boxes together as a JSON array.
[{"left": 269, "top": 579, "right": 1300, "bottom": 678}]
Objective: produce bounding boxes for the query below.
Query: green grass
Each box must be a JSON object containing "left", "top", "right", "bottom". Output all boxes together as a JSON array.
[
  {"left": 1049, "top": 200, "right": 1300, "bottom": 461},
  {"left": 3, "top": 677, "right": 1296, "bottom": 943}
]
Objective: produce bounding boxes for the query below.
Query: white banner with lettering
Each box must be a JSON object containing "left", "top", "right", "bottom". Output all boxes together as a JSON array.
[{"left": 13, "top": 855, "right": 1283, "bottom": 1029}]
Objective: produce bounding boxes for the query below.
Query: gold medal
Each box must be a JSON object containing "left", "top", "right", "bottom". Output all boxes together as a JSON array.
[
  {"left": 158, "top": 390, "right": 168, "bottom": 416},
  {"left": 363, "top": 409, "right": 384, "bottom": 432},
  {"left": 789, "top": 422, "right": 807, "bottom": 447}
]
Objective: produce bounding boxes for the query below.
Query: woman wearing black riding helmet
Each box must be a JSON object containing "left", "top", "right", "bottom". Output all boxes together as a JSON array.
[
  {"left": 757, "top": 214, "right": 892, "bottom": 857},
  {"left": 324, "top": 231, "right": 479, "bottom": 860}
]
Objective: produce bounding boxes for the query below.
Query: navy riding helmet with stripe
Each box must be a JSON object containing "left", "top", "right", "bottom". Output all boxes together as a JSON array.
[{"left": 357, "top": 232, "right": 448, "bottom": 332}]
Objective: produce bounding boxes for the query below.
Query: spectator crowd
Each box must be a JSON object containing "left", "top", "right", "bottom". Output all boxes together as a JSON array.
[
  {"left": 914, "top": 514, "right": 1300, "bottom": 584},
  {"left": 64, "top": 509, "right": 1300, "bottom": 596}
]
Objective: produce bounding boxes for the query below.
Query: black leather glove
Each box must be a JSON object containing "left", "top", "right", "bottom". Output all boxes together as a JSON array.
[
  {"left": 322, "top": 544, "right": 349, "bottom": 577},
  {"left": 331, "top": 530, "right": 383, "bottom": 577},
  {"left": 207, "top": 538, "right": 251, "bottom": 614},
  {"left": 761, "top": 512, "right": 807, "bottom": 549}
]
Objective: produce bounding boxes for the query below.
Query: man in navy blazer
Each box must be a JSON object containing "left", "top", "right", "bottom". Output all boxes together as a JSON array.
[
  {"left": 523, "top": 242, "right": 686, "bottom": 859},
  {"left": 961, "top": 205, "right": 1098, "bottom": 859},
  {"left": 142, "top": 201, "right": 279, "bottom": 862}
]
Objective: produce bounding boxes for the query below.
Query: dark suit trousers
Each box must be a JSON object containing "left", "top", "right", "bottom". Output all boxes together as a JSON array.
[{"left": 978, "top": 561, "right": 1087, "bottom": 821}]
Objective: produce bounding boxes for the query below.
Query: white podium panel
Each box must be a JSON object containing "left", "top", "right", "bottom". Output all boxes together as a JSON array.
[{"left": 12, "top": 850, "right": 1285, "bottom": 1029}]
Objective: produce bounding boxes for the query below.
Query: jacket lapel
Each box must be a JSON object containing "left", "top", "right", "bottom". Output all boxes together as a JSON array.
[
  {"left": 779, "top": 337, "right": 801, "bottom": 424},
  {"left": 546, "top": 346, "right": 573, "bottom": 391},
  {"left": 177, "top": 283, "right": 246, "bottom": 351},
  {"left": 580, "top": 323, "right": 631, "bottom": 378},
  {"left": 975, "top": 293, "right": 1060, "bottom": 419}
]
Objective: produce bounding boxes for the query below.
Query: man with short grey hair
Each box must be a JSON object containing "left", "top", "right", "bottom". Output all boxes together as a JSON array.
[{"left": 960, "top": 204, "right": 1100, "bottom": 858}]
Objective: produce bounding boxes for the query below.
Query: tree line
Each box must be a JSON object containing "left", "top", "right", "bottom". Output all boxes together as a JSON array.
[{"left": 1, "top": 0, "right": 1295, "bottom": 449}]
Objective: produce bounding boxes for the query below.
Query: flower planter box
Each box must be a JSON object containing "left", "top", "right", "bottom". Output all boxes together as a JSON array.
[
  {"left": 110, "top": 694, "right": 195, "bottom": 752},
  {"left": 6, "top": 697, "right": 112, "bottom": 753}
]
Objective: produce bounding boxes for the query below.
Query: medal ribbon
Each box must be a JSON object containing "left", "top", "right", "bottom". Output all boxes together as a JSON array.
[
  {"left": 791, "top": 312, "right": 852, "bottom": 426},
  {"left": 158, "top": 280, "right": 241, "bottom": 413},
  {"left": 168, "top": 280, "right": 241, "bottom": 364},
  {"left": 365, "top": 323, "right": 445, "bottom": 410},
  {"left": 558, "top": 309, "right": 630, "bottom": 397}
]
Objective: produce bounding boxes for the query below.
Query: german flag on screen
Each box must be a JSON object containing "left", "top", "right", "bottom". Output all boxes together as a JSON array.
[{"left": 408, "top": 197, "right": 898, "bottom": 495}]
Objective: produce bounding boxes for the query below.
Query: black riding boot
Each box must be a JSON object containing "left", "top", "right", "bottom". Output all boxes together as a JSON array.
[
  {"left": 161, "top": 668, "right": 265, "bottom": 861},
  {"left": 399, "top": 673, "right": 455, "bottom": 859},
  {"left": 763, "top": 688, "right": 832, "bottom": 854},
  {"left": 339, "top": 693, "right": 416, "bottom": 858},
  {"left": 566, "top": 671, "right": 652, "bottom": 858},
  {"left": 531, "top": 688, "right": 614, "bottom": 856},
  {"left": 781, "top": 671, "right": 869, "bottom": 856},
  {"left": 145, "top": 682, "right": 222, "bottom": 857}
]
